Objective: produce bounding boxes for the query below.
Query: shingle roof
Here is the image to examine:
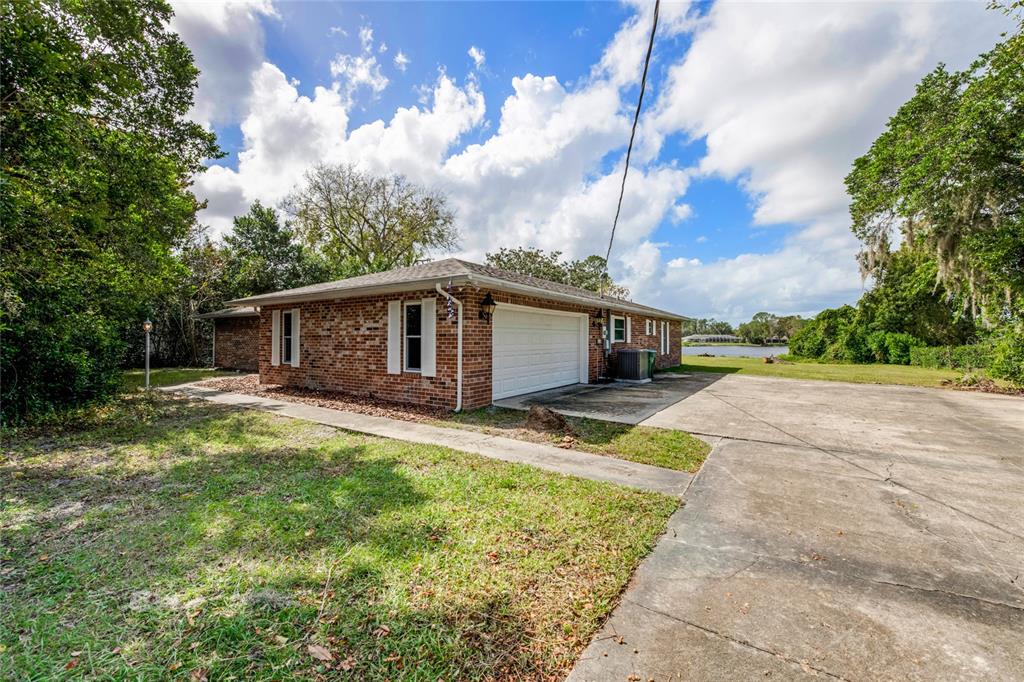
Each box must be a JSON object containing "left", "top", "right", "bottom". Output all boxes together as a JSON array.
[
  {"left": 228, "top": 258, "right": 688, "bottom": 320},
  {"left": 196, "top": 306, "right": 259, "bottom": 319}
]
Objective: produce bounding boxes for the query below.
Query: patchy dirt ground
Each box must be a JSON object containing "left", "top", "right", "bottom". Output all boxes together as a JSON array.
[{"left": 197, "top": 374, "right": 450, "bottom": 422}]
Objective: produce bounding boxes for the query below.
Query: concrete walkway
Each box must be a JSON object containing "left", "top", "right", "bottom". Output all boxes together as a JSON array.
[{"left": 167, "top": 384, "right": 692, "bottom": 497}]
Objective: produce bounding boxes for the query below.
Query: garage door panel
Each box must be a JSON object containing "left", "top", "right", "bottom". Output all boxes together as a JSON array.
[{"left": 492, "top": 307, "right": 584, "bottom": 400}]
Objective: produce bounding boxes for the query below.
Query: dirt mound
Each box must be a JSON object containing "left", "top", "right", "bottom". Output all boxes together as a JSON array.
[{"left": 525, "top": 406, "right": 570, "bottom": 433}]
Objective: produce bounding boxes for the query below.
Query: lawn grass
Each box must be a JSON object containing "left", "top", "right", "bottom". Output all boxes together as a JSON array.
[
  {"left": 121, "top": 367, "right": 243, "bottom": 391},
  {"left": 437, "top": 407, "right": 710, "bottom": 472},
  {"left": 671, "top": 355, "right": 961, "bottom": 388},
  {"left": 0, "top": 393, "right": 676, "bottom": 680}
]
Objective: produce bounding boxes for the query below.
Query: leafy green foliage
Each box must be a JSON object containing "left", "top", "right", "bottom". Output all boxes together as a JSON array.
[
  {"left": 735, "top": 312, "right": 804, "bottom": 344},
  {"left": 484, "top": 248, "right": 630, "bottom": 298},
  {"left": 845, "top": 16, "right": 1023, "bottom": 321},
  {"left": 284, "top": 163, "right": 458, "bottom": 276},
  {"left": 1, "top": 0, "right": 219, "bottom": 423},
  {"left": 681, "top": 318, "right": 735, "bottom": 336},
  {"left": 222, "top": 202, "right": 336, "bottom": 300}
]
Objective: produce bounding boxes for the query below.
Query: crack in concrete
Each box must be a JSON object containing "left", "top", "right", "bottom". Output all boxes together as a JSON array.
[
  {"left": 621, "top": 597, "right": 855, "bottom": 681},
  {"left": 670, "top": 536, "right": 1024, "bottom": 612}
]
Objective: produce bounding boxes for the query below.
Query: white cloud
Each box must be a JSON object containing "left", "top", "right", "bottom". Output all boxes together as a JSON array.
[
  {"left": 358, "top": 26, "right": 374, "bottom": 52},
  {"left": 169, "top": 0, "right": 277, "bottom": 127},
  {"left": 671, "top": 203, "right": 693, "bottom": 223},
  {"left": 182, "top": 0, "right": 1012, "bottom": 322},
  {"left": 330, "top": 25, "right": 390, "bottom": 103},
  {"left": 393, "top": 50, "right": 410, "bottom": 72},
  {"left": 379, "top": 41, "right": 388, "bottom": 54},
  {"left": 627, "top": 0, "right": 1012, "bottom": 320},
  {"left": 695, "top": 235, "right": 707, "bottom": 244},
  {"left": 467, "top": 45, "right": 485, "bottom": 69},
  {"left": 330, "top": 53, "right": 388, "bottom": 102}
]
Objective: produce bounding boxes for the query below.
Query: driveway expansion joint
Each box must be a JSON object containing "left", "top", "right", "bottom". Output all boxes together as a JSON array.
[{"left": 620, "top": 597, "right": 855, "bottom": 682}]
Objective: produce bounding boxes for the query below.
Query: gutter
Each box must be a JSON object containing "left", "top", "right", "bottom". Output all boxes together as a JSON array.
[{"left": 435, "top": 283, "right": 463, "bottom": 412}]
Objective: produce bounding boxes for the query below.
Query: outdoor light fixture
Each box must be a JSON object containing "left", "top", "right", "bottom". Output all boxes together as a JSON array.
[
  {"left": 479, "top": 293, "right": 496, "bottom": 322},
  {"left": 142, "top": 319, "right": 153, "bottom": 389}
]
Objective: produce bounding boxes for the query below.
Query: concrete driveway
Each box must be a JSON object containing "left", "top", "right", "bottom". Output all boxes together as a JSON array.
[
  {"left": 569, "top": 374, "right": 1024, "bottom": 681},
  {"left": 493, "top": 373, "right": 724, "bottom": 424}
]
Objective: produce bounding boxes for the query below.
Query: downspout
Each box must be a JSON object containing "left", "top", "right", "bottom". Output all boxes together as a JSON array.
[{"left": 435, "top": 283, "right": 463, "bottom": 412}]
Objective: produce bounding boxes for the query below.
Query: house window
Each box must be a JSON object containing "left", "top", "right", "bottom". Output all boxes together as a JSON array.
[
  {"left": 405, "top": 302, "right": 422, "bottom": 371},
  {"left": 282, "top": 311, "right": 293, "bottom": 364},
  {"left": 611, "top": 315, "right": 626, "bottom": 343},
  {"left": 645, "top": 320, "right": 653, "bottom": 335}
]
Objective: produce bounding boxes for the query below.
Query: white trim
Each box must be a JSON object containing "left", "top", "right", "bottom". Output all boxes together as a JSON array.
[
  {"left": 610, "top": 314, "right": 626, "bottom": 343},
  {"left": 290, "top": 308, "right": 300, "bottom": 368},
  {"left": 271, "top": 310, "right": 280, "bottom": 366},
  {"left": 491, "top": 301, "right": 589, "bottom": 401},
  {"left": 626, "top": 316, "right": 632, "bottom": 343},
  {"left": 387, "top": 301, "right": 401, "bottom": 374},
  {"left": 420, "top": 297, "right": 436, "bottom": 377},
  {"left": 403, "top": 300, "right": 423, "bottom": 373},
  {"left": 435, "top": 284, "right": 463, "bottom": 411}
]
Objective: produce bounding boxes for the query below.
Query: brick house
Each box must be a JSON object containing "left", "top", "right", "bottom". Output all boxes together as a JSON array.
[
  {"left": 228, "top": 259, "right": 687, "bottom": 411},
  {"left": 197, "top": 307, "right": 260, "bottom": 371}
]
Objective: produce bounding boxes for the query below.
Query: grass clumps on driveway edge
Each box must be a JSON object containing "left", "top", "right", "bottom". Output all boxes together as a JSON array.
[{"left": 1, "top": 393, "right": 677, "bottom": 680}]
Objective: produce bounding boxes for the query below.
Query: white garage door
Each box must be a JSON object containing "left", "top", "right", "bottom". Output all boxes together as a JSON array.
[{"left": 492, "top": 306, "right": 585, "bottom": 400}]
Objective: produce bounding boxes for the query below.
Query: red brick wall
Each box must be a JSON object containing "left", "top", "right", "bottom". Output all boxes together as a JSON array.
[
  {"left": 258, "top": 289, "right": 680, "bottom": 410},
  {"left": 213, "top": 317, "right": 259, "bottom": 371},
  {"left": 606, "top": 315, "right": 681, "bottom": 371}
]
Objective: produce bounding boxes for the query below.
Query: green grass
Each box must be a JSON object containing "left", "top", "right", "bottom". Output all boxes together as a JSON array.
[
  {"left": 437, "top": 407, "right": 709, "bottom": 472},
  {"left": 672, "top": 355, "right": 961, "bottom": 387},
  {"left": 121, "top": 367, "right": 242, "bottom": 391},
  {"left": 0, "top": 393, "right": 676, "bottom": 680}
]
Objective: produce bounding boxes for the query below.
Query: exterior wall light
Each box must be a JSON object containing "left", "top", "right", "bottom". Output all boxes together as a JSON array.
[{"left": 479, "top": 293, "right": 496, "bottom": 321}]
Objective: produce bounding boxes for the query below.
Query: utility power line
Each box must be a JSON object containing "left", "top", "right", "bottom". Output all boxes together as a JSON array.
[{"left": 602, "top": 0, "right": 660, "bottom": 297}]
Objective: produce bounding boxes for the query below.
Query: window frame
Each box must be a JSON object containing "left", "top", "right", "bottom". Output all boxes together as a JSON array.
[
  {"left": 611, "top": 315, "right": 626, "bottom": 343},
  {"left": 404, "top": 301, "right": 423, "bottom": 372},
  {"left": 645, "top": 319, "right": 653, "bottom": 336},
  {"left": 281, "top": 311, "right": 293, "bottom": 364}
]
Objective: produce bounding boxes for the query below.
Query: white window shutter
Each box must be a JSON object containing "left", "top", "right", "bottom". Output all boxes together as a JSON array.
[
  {"left": 626, "top": 316, "right": 632, "bottom": 343},
  {"left": 387, "top": 301, "right": 401, "bottom": 374},
  {"left": 290, "top": 308, "right": 300, "bottom": 367},
  {"left": 421, "top": 297, "right": 436, "bottom": 377},
  {"left": 271, "top": 310, "right": 281, "bottom": 366},
  {"left": 661, "top": 321, "right": 666, "bottom": 354}
]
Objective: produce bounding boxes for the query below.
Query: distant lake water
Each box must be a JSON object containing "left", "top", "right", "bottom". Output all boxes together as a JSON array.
[{"left": 683, "top": 345, "right": 789, "bottom": 358}]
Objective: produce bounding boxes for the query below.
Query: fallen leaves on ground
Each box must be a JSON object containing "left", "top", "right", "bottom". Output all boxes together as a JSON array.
[{"left": 307, "top": 643, "right": 334, "bottom": 662}]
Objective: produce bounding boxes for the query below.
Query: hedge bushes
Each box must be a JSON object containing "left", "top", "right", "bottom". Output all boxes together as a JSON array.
[
  {"left": 909, "top": 345, "right": 989, "bottom": 370},
  {"left": 907, "top": 337, "right": 1024, "bottom": 384}
]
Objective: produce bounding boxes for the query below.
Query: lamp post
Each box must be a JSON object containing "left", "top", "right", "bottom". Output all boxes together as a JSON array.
[{"left": 142, "top": 320, "right": 153, "bottom": 389}]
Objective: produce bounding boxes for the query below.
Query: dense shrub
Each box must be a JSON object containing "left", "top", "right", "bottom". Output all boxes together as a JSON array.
[
  {"left": 867, "top": 332, "right": 922, "bottom": 364},
  {"left": 909, "top": 346, "right": 953, "bottom": 369},
  {"left": 790, "top": 306, "right": 857, "bottom": 358},
  {"left": 909, "top": 343, "right": 996, "bottom": 371},
  {"left": 989, "top": 329, "right": 1024, "bottom": 384}
]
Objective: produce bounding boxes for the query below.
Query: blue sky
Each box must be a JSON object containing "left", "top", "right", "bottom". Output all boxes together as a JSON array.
[{"left": 172, "top": 0, "right": 1010, "bottom": 322}]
